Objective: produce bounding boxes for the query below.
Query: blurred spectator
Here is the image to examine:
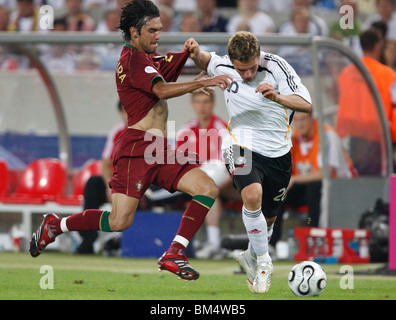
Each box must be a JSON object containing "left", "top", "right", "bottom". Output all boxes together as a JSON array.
[
  {"left": 114, "top": 0, "right": 128, "bottom": 10},
  {"left": 76, "top": 50, "right": 101, "bottom": 70},
  {"left": 40, "top": 17, "right": 76, "bottom": 72},
  {"left": 62, "top": 0, "right": 95, "bottom": 31},
  {"left": 0, "top": 6, "right": 9, "bottom": 31},
  {"left": 84, "top": 0, "right": 114, "bottom": 10},
  {"left": 153, "top": 0, "right": 183, "bottom": 32},
  {"left": 278, "top": 7, "right": 314, "bottom": 75},
  {"left": 8, "top": 0, "right": 40, "bottom": 32},
  {"left": 337, "top": 29, "right": 396, "bottom": 175},
  {"left": 95, "top": 8, "right": 120, "bottom": 33},
  {"left": 0, "top": 6, "right": 20, "bottom": 69},
  {"left": 95, "top": 9, "right": 123, "bottom": 70},
  {"left": 0, "top": 45, "right": 19, "bottom": 70},
  {"left": 158, "top": 4, "right": 174, "bottom": 31},
  {"left": 270, "top": 112, "right": 354, "bottom": 247},
  {"left": 364, "top": 0, "right": 396, "bottom": 40},
  {"left": 197, "top": 0, "right": 229, "bottom": 32},
  {"left": 1, "top": 0, "right": 63, "bottom": 9},
  {"left": 370, "top": 20, "right": 388, "bottom": 63},
  {"left": 329, "top": 0, "right": 363, "bottom": 56},
  {"left": 384, "top": 39, "right": 396, "bottom": 71},
  {"left": 0, "top": 0, "right": 16, "bottom": 10},
  {"left": 176, "top": 90, "right": 230, "bottom": 259},
  {"left": 353, "top": 0, "right": 376, "bottom": 15},
  {"left": 311, "top": 0, "right": 337, "bottom": 10},
  {"left": 153, "top": 0, "right": 196, "bottom": 11},
  {"left": 226, "top": 0, "right": 276, "bottom": 34},
  {"left": 258, "top": 0, "right": 292, "bottom": 12},
  {"left": 279, "top": 0, "right": 329, "bottom": 36},
  {"left": 217, "top": 0, "right": 237, "bottom": 6},
  {"left": 178, "top": 12, "right": 202, "bottom": 33}
]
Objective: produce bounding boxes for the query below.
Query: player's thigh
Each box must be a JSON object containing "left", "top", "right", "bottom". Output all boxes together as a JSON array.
[
  {"left": 176, "top": 167, "right": 219, "bottom": 198},
  {"left": 108, "top": 193, "right": 140, "bottom": 231}
]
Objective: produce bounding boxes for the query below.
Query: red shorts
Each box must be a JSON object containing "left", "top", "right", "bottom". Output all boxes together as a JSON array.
[{"left": 109, "top": 128, "right": 199, "bottom": 199}]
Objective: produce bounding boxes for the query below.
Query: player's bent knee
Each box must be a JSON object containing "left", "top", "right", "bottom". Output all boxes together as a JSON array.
[
  {"left": 108, "top": 212, "right": 134, "bottom": 232},
  {"left": 241, "top": 183, "right": 262, "bottom": 208},
  {"left": 198, "top": 179, "right": 219, "bottom": 199}
]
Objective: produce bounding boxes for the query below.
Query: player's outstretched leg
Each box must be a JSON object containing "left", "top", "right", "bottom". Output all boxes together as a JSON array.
[{"left": 30, "top": 209, "right": 112, "bottom": 257}]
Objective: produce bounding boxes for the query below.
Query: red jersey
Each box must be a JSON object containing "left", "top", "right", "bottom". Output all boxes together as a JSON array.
[
  {"left": 176, "top": 114, "right": 228, "bottom": 163},
  {"left": 115, "top": 44, "right": 189, "bottom": 126}
]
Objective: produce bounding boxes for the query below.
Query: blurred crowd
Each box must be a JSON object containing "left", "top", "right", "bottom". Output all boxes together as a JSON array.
[{"left": 0, "top": 0, "right": 395, "bottom": 72}]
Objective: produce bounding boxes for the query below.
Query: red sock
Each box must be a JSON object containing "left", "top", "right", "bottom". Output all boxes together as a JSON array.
[
  {"left": 167, "top": 195, "right": 215, "bottom": 255},
  {"left": 49, "top": 209, "right": 109, "bottom": 236},
  {"left": 65, "top": 209, "right": 106, "bottom": 231}
]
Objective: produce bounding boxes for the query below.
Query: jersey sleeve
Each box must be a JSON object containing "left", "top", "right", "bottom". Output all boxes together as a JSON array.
[
  {"left": 129, "top": 54, "right": 164, "bottom": 94},
  {"left": 157, "top": 50, "right": 190, "bottom": 82},
  {"left": 206, "top": 52, "right": 228, "bottom": 77},
  {"left": 271, "top": 55, "right": 312, "bottom": 105}
]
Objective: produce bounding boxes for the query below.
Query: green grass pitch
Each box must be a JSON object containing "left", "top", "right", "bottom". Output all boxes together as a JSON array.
[{"left": 0, "top": 252, "right": 395, "bottom": 301}]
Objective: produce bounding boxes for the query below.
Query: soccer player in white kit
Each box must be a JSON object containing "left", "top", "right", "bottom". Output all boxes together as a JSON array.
[{"left": 184, "top": 31, "right": 312, "bottom": 293}]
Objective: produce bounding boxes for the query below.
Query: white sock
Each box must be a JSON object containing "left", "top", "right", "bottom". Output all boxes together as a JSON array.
[
  {"left": 206, "top": 225, "right": 221, "bottom": 248},
  {"left": 60, "top": 218, "right": 69, "bottom": 233},
  {"left": 242, "top": 206, "right": 268, "bottom": 257}
]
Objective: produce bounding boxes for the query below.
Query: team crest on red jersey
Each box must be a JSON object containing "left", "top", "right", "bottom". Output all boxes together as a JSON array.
[{"left": 135, "top": 179, "right": 143, "bottom": 192}]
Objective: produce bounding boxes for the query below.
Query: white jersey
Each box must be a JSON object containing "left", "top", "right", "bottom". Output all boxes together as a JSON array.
[{"left": 207, "top": 51, "right": 312, "bottom": 158}]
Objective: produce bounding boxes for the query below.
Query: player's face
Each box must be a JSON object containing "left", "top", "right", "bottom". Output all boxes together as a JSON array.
[
  {"left": 137, "top": 17, "right": 162, "bottom": 54},
  {"left": 232, "top": 56, "right": 260, "bottom": 82},
  {"left": 191, "top": 93, "right": 214, "bottom": 122}
]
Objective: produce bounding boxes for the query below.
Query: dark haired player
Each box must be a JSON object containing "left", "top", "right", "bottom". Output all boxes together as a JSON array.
[{"left": 30, "top": 0, "right": 232, "bottom": 281}]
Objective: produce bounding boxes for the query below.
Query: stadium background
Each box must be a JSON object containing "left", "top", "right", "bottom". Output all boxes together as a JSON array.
[{"left": 0, "top": 0, "right": 395, "bottom": 291}]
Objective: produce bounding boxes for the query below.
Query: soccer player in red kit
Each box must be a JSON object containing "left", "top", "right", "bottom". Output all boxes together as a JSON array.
[{"left": 29, "top": 0, "right": 232, "bottom": 281}]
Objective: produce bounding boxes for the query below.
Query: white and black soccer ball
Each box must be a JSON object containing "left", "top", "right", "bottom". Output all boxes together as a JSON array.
[{"left": 288, "top": 261, "right": 327, "bottom": 297}]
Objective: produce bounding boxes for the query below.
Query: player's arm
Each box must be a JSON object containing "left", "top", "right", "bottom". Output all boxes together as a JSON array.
[
  {"left": 182, "top": 38, "right": 212, "bottom": 72},
  {"left": 151, "top": 74, "right": 231, "bottom": 100},
  {"left": 255, "top": 83, "right": 312, "bottom": 113}
]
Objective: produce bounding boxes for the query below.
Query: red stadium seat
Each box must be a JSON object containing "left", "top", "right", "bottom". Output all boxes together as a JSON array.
[
  {"left": 73, "top": 160, "right": 102, "bottom": 197},
  {"left": 0, "top": 160, "right": 9, "bottom": 196},
  {"left": 56, "top": 160, "right": 102, "bottom": 205},
  {"left": 1, "top": 158, "right": 66, "bottom": 204}
]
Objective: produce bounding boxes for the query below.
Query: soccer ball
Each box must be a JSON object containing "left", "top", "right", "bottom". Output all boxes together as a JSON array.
[{"left": 288, "top": 261, "right": 327, "bottom": 297}]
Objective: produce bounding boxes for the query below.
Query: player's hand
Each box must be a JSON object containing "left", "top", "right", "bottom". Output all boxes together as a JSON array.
[
  {"left": 203, "top": 74, "right": 233, "bottom": 91},
  {"left": 182, "top": 38, "right": 200, "bottom": 59},
  {"left": 255, "top": 83, "right": 279, "bottom": 103},
  {"left": 192, "top": 71, "right": 215, "bottom": 95}
]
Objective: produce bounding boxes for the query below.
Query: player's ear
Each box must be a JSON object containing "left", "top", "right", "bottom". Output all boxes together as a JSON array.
[{"left": 130, "top": 27, "right": 139, "bottom": 39}]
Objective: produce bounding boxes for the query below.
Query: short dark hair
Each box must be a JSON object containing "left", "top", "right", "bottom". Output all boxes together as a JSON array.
[
  {"left": 370, "top": 20, "right": 388, "bottom": 39},
  {"left": 118, "top": 0, "right": 160, "bottom": 42},
  {"left": 359, "top": 29, "right": 381, "bottom": 52}
]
